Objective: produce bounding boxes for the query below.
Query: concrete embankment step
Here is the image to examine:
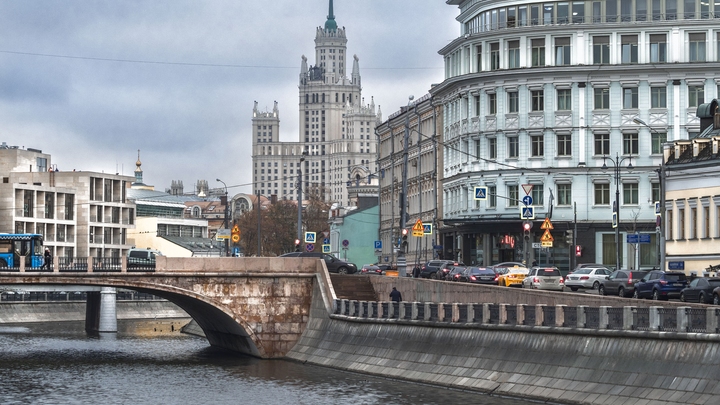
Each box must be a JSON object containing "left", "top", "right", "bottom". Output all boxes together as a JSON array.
[{"left": 329, "top": 274, "right": 377, "bottom": 302}]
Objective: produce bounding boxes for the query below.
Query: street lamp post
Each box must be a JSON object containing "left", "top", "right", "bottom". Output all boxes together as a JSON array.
[
  {"left": 297, "top": 151, "right": 308, "bottom": 247},
  {"left": 397, "top": 95, "right": 413, "bottom": 278},
  {"left": 216, "top": 179, "right": 229, "bottom": 257},
  {"left": 633, "top": 117, "right": 666, "bottom": 270},
  {"left": 602, "top": 154, "right": 634, "bottom": 271}
]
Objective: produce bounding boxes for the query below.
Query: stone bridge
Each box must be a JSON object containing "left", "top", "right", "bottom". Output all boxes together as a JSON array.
[{"left": 0, "top": 257, "right": 335, "bottom": 359}]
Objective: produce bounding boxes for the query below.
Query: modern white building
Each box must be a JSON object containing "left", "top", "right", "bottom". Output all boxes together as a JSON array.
[
  {"left": 433, "top": 0, "right": 720, "bottom": 271},
  {"left": 251, "top": 0, "right": 381, "bottom": 208}
]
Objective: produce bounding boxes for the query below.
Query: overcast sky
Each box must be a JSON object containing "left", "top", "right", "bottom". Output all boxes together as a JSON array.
[{"left": 0, "top": 1, "right": 458, "bottom": 195}]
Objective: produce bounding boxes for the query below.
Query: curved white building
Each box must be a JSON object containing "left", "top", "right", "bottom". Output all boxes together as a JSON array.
[{"left": 432, "top": 0, "right": 719, "bottom": 271}]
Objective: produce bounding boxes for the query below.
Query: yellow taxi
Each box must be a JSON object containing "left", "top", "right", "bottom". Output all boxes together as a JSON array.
[{"left": 496, "top": 264, "right": 530, "bottom": 287}]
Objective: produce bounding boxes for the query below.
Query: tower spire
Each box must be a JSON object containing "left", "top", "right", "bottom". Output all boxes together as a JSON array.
[{"left": 324, "top": 0, "right": 337, "bottom": 31}]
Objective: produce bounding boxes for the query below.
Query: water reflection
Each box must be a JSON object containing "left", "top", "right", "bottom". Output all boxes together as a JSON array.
[{"left": 0, "top": 322, "right": 533, "bottom": 405}]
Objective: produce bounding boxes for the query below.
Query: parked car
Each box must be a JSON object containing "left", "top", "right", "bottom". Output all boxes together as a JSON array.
[
  {"left": 127, "top": 248, "right": 162, "bottom": 268},
  {"left": 460, "top": 267, "right": 499, "bottom": 284},
  {"left": 634, "top": 270, "right": 688, "bottom": 300},
  {"left": 565, "top": 266, "right": 613, "bottom": 291},
  {"left": 522, "top": 267, "right": 565, "bottom": 291},
  {"left": 599, "top": 270, "right": 648, "bottom": 297},
  {"left": 681, "top": 278, "right": 720, "bottom": 303},
  {"left": 572, "top": 263, "right": 611, "bottom": 272},
  {"left": 497, "top": 265, "right": 529, "bottom": 287},
  {"left": 491, "top": 262, "right": 525, "bottom": 271},
  {"left": 445, "top": 266, "right": 466, "bottom": 282},
  {"left": 360, "top": 264, "right": 383, "bottom": 276},
  {"left": 279, "top": 252, "right": 358, "bottom": 274}
]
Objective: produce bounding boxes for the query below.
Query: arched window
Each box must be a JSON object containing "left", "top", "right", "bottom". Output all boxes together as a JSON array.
[{"left": 192, "top": 206, "right": 201, "bottom": 218}]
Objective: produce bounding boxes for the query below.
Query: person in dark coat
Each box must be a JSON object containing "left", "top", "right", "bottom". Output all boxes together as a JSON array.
[
  {"left": 413, "top": 266, "right": 421, "bottom": 278},
  {"left": 43, "top": 248, "right": 52, "bottom": 270},
  {"left": 389, "top": 287, "right": 402, "bottom": 302}
]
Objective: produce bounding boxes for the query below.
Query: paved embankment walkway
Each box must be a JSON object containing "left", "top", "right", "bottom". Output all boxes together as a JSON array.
[{"left": 286, "top": 281, "right": 720, "bottom": 405}]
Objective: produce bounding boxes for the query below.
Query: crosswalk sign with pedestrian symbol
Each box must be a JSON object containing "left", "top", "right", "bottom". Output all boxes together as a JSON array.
[
  {"left": 304, "top": 232, "right": 316, "bottom": 243},
  {"left": 520, "top": 206, "right": 535, "bottom": 219},
  {"left": 474, "top": 186, "right": 487, "bottom": 200}
]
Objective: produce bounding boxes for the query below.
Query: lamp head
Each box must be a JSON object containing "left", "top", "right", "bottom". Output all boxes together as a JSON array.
[{"left": 601, "top": 162, "right": 608, "bottom": 171}]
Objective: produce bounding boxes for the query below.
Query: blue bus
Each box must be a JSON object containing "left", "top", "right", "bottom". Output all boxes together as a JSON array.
[{"left": 0, "top": 234, "right": 44, "bottom": 269}]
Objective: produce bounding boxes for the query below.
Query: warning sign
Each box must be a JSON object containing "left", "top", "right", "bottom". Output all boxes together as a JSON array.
[
  {"left": 541, "top": 229, "right": 554, "bottom": 242},
  {"left": 412, "top": 219, "right": 424, "bottom": 237}
]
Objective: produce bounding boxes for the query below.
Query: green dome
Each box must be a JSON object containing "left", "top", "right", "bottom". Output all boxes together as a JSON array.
[{"left": 324, "top": 0, "right": 337, "bottom": 31}]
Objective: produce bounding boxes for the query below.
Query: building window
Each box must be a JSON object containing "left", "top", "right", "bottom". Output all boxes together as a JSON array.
[
  {"left": 689, "top": 33, "right": 706, "bottom": 62},
  {"left": 555, "top": 37, "right": 571, "bottom": 65},
  {"left": 488, "top": 138, "right": 497, "bottom": 159},
  {"left": 649, "top": 34, "right": 667, "bottom": 62},
  {"left": 621, "top": 35, "right": 638, "bottom": 63},
  {"left": 490, "top": 42, "right": 500, "bottom": 70},
  {"left": 508, "top": 186, "right": 519, "bottom": 207},
  {"left": 488, "top": 185, "right": 497, "bottom": 208},
  {"left": 508, "top": 91, "right": 519, "bottom": 113},
  {"left": 623, "top": 183, "right": 638, "bottom": 205},
  {"left": 594, "top": 88, "right": 610, "bottom": 109},
  {"left": 557, "top": 184, "right": 572, "bottom": 205},
  {"left": 557, "top": 89, "right": 572, "bottom": 111},
  {"left": 531, "top": 89, "right": 544, "bottom": 111},
  {"left": 488, "top": 93, "right": 497, "bottom": 115},
  {"left": 623, "top": 87, "right": 638, "bottom": 109},
  {"left": 623, "top": 133, "right": 639, "bottom": 155},
  {"left": 595, "top": 133, "right": 610, "bottom": 155},
  {"left": 651, "top": 86, "right": 667, "bottom": 108},
  {"left": 651, "top": 183, "right": 660, "bottom": 203},
  {"left": 475, "top": 45, "right": 483, "bottom": 72},
  {"left": 678, "top": 209, "right": 685, "bottom": 239},
  {"left": 508, "top": 136, "right": 519, "bottom": 158},
  {"left": 531, "top": 135, "right": 544, "bottom": 157},
  {"left": 651, "top": 132, "right": 667, "bottom": 154},
  {"left": 474, "top": 95, "right": 481, "bottom": 116},
  {"left": 531, "top": 38, "right": 545, "bottom": 66},
  {"left": 557, "top": 134, "right": 572, "bottom": 156},
  {"left": 508, "top": 40, "right": 520, "bottom": 68},
  {"left": 531, "top": 186, "right": 544, "bottom": 206},
  {"left": 593, "top": 36, "right": 610, "bottom": 64},
  {"left": 595, "top": 183, "right": 610, "bottom": 205},
  {"left": 689, "top": 86, "right": 704, "bottom": 107}
]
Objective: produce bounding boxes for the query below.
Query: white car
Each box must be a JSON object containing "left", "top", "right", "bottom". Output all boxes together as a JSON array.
[
  {"left": 565, "top": 266, "right": 612, "bottom": 291},
  {"left": 522, "top": 267, "right": 565, "bottom": 291}
]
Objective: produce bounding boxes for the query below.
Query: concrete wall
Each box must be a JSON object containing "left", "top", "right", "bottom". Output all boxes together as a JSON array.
[
  {"left": 286, "top": 279, "right": 720, "bottom": 405},
  {"left": 0, "top": 300, "right": 188, "bottom": 323}
]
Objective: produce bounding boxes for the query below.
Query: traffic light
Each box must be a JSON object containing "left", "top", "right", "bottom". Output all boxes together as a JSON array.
[
  {"left": 294, "top": 239, "right": 300, "bottom": 252},
  {"left": 401, "top": 228, "right": 409, "bottom": 252},
  {"left": 575, "top": 245, "right": 582, "bottom": 257},
  {"left": 565, "top": 230, "right": 573, "bottom": 244},
  {"left": 522, "top": 221, "right": 532, "bottom": 240}
]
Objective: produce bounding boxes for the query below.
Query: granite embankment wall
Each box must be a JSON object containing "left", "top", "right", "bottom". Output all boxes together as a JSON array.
[
  {"left": 286, "top": 280, "right": 720, "bottom": 405},
  {"left": 0, "top": 301, "right": 189, "bottom": 323}
]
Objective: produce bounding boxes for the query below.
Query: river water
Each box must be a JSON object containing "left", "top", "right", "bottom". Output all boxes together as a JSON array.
[{"left": 0, "top": 322, "right": 535, "bottom": 405}]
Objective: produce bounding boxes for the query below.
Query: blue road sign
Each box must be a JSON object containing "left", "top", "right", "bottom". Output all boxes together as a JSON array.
[
  {"left": 522, "top": 195, "right": 533, "bottom": 206},
  {"left": 627, "top": 234, "right": 639, "bottom": 243},
  {"left": 668, "top": 261, "right": 685, "bottom": 270},
  {"left": 304, "top": 232, "right": 316, "bottom": 243},
  {"left": 655, "top": 201, "right": 661, "bottom": 216},
  {"left": 374, "top": 240, "right": 382, "bottom": 249},
  {"left": 323, "top": 237, "right": 330, "bottom": 244},
  {"left": 306, "top": 243, "right": 314, "bottom": 252},
  {"left": 423, "top": 224, "right": 432, "bottom": 234},
  {"left": 520, "top": 206, "right": 535, "bottom": 219},
  {"left": 474, "top": 186, "right": 487, "bottom": 200},
  {"left": 342, "top": 239, "right": 349, "bottom": 247}
]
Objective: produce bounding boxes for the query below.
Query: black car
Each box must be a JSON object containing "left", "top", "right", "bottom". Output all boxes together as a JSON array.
[
  {"left": 445, "top": 266, "right": 466, "bottom": 282},
  {"left": 419, "top": 260, "right": 465, "bottom": 280},
  {"left": 460, "top": 267, "right": 498, "bottom": 284},
  {"left": 681, "top": 278, "right": 720, "bottom": 303},
  {"left": 279, "top": 252, "right": 358, "bottom": 274}
]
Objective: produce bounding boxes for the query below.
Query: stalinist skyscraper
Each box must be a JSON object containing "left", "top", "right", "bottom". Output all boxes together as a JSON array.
[{"left": 251, "top": 0, "right": 381, "bottom": 207}]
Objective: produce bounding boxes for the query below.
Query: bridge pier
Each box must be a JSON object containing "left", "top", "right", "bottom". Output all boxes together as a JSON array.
[{"left": 85, "top": 287, "right": 117, "bottom": 334}]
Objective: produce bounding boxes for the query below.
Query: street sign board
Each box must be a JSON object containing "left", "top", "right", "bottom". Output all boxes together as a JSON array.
[
  {"left": 216, "top": 228, "right": 231, "bottom": 240},
  {"left": 412, "top": 219, "right": 424, "bottom": 237},
  {"left": 541, "top": 230, "right": 554, "bottom": 242},
  {"left": 423, "top": 224, "right": 433, "bottom": 234},
  {"left": 639, "top": 234, "right": 651, "bottom": 243},
  {"left": 304, "top": 232, "right": 316, "bottom": 243},
  {"left": 474, "top": 186, "right": 488, "bottom": 200},
  {"left": 541, "top": 241, "right": 553, "bottom": 247},
  {"left": 322, "top": 244, "right": 331, "bottom": 253},
  {"left": 342, "top": 239, "right": 349, "bottom": 247},
  {"left": 668, "top": 261, "right": 685, "bottom": 270},
  {"left": 655, "top": 201, "right": 661, "bottom": 216},
  {"left": 612, "top": 212, "right": 618, "bottom": 228},
  {"left": 522, "top": 195, "right": 533, "bottom": 206},
  {"left": 521, "top": 184, "right": 534, "bottom": 195},
  {"left": 627, "top": 234, "right": 652, "bottom": 244},
  {"left": 540, "top": 217, "right": 553, "bottom": 230},
  {"left": 323, "top": 238, "right": 330, "bottom": 244},
  {"left": 374, "top": 240, "right": 382, "bottom": 249},
  {"left": 520, "top": 206, "right": 535, "bottom": 219},
  {"left": 532, "top": 242, "right": 542, "bottom": 248},
  {"left": 306, "top": 243, "right": 314, "bottom": 252}
]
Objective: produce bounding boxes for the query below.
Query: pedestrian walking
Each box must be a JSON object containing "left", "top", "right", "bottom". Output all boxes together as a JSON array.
[
  {"left": 43, "top": 248, "right": 52, "bottom": 270},
  {"left": 389, "top": 287, "right": 402, "bottom": 302},
  {"left": 413, "top": 266, "right": 421, "bottom": 278}
]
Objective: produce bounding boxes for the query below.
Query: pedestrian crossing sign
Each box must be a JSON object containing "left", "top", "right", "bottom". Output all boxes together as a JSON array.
[
  {"left": 474, "top": 186, "right": 487, "bottom": 200},
  {"left": 520, "top": 206, "right": 535, "bottom": 219},
  {"left": 304, "top": 232, "right": 316, "bottom": 243}
]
